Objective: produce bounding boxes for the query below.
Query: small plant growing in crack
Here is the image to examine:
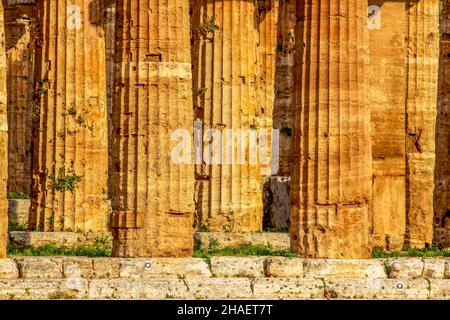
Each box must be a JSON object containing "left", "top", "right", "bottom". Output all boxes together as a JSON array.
[{"left": 49, "top": 167, "right": 82, "bottom": 193}]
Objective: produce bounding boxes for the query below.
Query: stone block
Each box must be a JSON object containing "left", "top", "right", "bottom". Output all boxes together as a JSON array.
[
  {"left": 303, "top": 260, "right": 387, "bottom": 279},
  {"left": 264, "top": 257, "right": 303, "bottom": 278},
  {"left": 119, "top": 258, "right": 211, "bottom": 278},
  {"left": 387, "top": 258, "right": 424, "bottom": 279},
  {"left": 16, "top": 257, "right": 63, "bottom": 279},
  {"left": 252, "top": 279, "right": 323, "bottom": 299},
  {"left": 210, "top": 257, "right": 265, "bottom": 278},
  {"left": 185, "top": 278, "right": 253, "bottom": 299},
  {"left": 0, "top": 259, "right": 19, "bottom": 279}
]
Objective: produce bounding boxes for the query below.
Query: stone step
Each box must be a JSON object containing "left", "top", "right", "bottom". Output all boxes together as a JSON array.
[
  {"left": 0, "top": 278, "right": 448, "bottom": 300},
  {"left": 9, "top": 231, "right": 291, "bottom": 250},
  {"left": 1, "top": 257, "right": 449, "bottom": 280}
]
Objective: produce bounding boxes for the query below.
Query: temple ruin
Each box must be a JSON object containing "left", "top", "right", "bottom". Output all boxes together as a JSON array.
[{"left": 0, "top": 0, "right": 448, "bottom": 260}]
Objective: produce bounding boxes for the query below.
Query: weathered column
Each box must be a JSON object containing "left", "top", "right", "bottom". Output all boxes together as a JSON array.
[
  {"left": 273, "top": 0, "right": 296, "bottom": 177},
  {"left": 291, "top": 0, "right": 373, "bottom": 258},
  {"left": 30, "top": 0, "right": 109, "bottom": 233},
  {"left": 258, "top": 0, "right": 278, "bottom": 177},
  {"left": 111, "top": 0, "right": 195, "bottom": 257},
  {"left": 105, "top": 0, "right": 115, "bottom": 194},
  {"left": 368, "top": 2, "right": 407, "bottom": 251},
  {"left": 434, "top": 0, "right": 450, "bottom": 247},
  {"left": 0, "top": 1, "right": 9, "bottom": 258},
  {"left": 5, "top": 3, "right": 36, "bottom": 196},
  {"left": 192, "top": 0, "right": 263, "bottom": 232},
  {"left": 405, "top": 0, "right": 440, "bottom": 248}
]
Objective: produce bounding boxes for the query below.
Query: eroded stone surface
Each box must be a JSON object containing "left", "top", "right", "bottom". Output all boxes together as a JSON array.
[
  {"left": 191, "top": 0, "right": 263, "bottom": 232},
  {"left": 265, "top": 257, "right": 303, "bottom": 278},
  {"left": 0, "top": 0, "right": 9, "bottom": 259},
  {"left": 185, "top": 278, "right": 253, "bottom": 299},
  {"left": 16, "top": 257, "right": 63, "bottom": 279},
  {"left": 434, "top": 0, "right": 450, "bottom": 247},
  {"left": 303, "top": 260, "right": 386, "bottom": 279},
  {"left": 194, "top": 232, "right": 290, "bottom": 251},
  {"left": 324, "top": 279, "right": 431, "bottom": 300},
  {"left": 0, "top": 259, "right": 19, "bottom": 279},
  {"left": 4, "top": 4, "right": 35, "bottom": 196},
  {"left": 252, "top": 279, "right": 323, "bottom": 299},
  {"left": 30, "top": 0, "right": 109, "bottom": 233},
  {"left": 210, "top": 257, "right": 265, "bottom": 278},
  {"left": 111, "top": 0, "right": 195, "bottom": 257},
  {"left": 405, "top": 0, "right": 440, "bottom": 248},
  {"left": 119, "top": 258, "right": 211, "bottom": 279},
  {"left": 291, "top": 0, "right": 373, "bottom": 259}
]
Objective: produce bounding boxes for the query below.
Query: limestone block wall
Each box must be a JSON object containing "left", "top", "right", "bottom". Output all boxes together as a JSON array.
[
  {"left": 405, "top": 0, "right": 440, "bottom": 248},
  {"left": 291, "top": 0, "right": 373, "bottom": 259},
  {"left": 29, "top": 0, "right": 109, "bottom": 233},
  {"left": 4, "top": 3, "right": 35, "bottom": 195},
  {"left": 0, "top": 1, "right": 9, "bottom": 258},
  {"left": 368, "top": 1, "right": 407, "bottom": 251},
  {"left": 191, "top": 0, "right": 263, "bottom": 232},
  {"left": 434, "top": 0, "right": 450, "bottom": 247},
  {"left": 111, "top": 0, "right": 195, "bottom": 257},
  {"left": 0, "top": 257, "right": 449, "bottom": 299}
]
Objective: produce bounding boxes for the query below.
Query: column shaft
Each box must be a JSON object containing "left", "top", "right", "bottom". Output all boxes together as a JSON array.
[
  {"left": 192, "top": 0, "right": 263, "bottom": 232},
  {"left": 405, "top": 0, "right": 440, "bottom": 248},
  {"left": 111, "top": 0, "right": 195, "bottom": 257},
  {"left": 30, "top": 0, "right": 109, "bottom": 233},
  {"left": 433, "top": 0, "right": 450, "bottom": 247},
  {"left": 0, "top": 1, "right": 9, "bottom": 258},
  {"left": 5, "top": 4, "right": 36, "bottom": 196},
  {"left": 291, "top": 0, "right": 372, "bottom": 258}
]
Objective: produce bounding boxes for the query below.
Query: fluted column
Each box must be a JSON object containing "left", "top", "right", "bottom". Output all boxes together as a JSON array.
[
  {"left": 434, "top": 0, "right": 450, "bottom": 247},
  {"left": 111, "top": 0, "right": 195, "bottom": 257},
  {"left": 368, "top": 2, "right": 407, "bottom": 251},
  {"left": 192, "top": 0, "right": 263, "bottom": 232},
  {"left": 0, "top": 1, "right": 9, "bottom": 258},
  {"left": 257, "top": 0, "right": 278, "bottom": 176},
  {"left": 273, "top": 0, "right": 296, "bottom": 176},
  {"left": 5, "top": 4, "right": 36, "bottom": 196},
  {"left": 405, "top": 0, "right": 440, "bottom": 248},
  {"left": 30, "top": 0, "right": 109, "bottom": 233},
  {"left": 291, "top": 0, "right": 372, "bottom": 258}
]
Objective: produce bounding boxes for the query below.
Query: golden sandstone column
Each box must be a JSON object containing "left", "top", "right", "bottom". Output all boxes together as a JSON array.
[
  {"left": 405, "top": 0, "right": 439, "bottom": 248},
  {"left": 368, "top": 2, "right": 407, "bottom": 251},
  {"left": 111, "top": 0, "right": 195, "bottom": 257},
  {"left": 434, "top": 0, "right": 450, "bottom": 247},
  {"left": 5, "top": 4, "right": 36, "bottom": 196},
  {"left": 291, "top": 0, "right": 372, "bottom": 258},
  {"left": 273, "top": 0, "right": 296, "bottom": 176},
  {"left": 258, "top": 0, "right": 278, "bottom": 177},
  {"left": 192, "top": 0, "right": 263, "bottom": 232},
  {"left": 0, "top": 1, "right": 9, "bottom": 258},
  {"left": 30, "top": 0, "right": 109, "bottom": 233}
]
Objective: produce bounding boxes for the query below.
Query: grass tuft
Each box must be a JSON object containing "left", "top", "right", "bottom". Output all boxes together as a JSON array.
[
  {"left": 7, "top": 243, "right": 111, "bottom": 257},
  {"left": 372, "top": 245, "right": 450, "bottom": 258},
  {"left": 193, "top": 244, "right": 297, "bottom": 260}
]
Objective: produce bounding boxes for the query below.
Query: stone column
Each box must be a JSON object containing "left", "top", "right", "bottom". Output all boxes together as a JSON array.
[
  {"left": 105, "top": 0, "right": 115, "bottom": 194},
  {"left": 405, "top": 0, "right": 440, "bottom": 248},
  {"left": 258, "top": 0, "right": 278, "bottom": 177},
  {"left": 291, "top": 0, "right": 373, "bottom": 258},
  {"left": 111, "top": 0, "right": 195, "bottom": 257},
  {"left": 273, "top": 0, "right": 296, "bottom": 177},
  {"left": 191, "top": 0, "right": 263, "bottom": 232},
  {"left": 30, "top": 0, "right": 109, "bottom": 233},
  {"left": 5, "top": 4, "right": 36, "bottom": 196},
  {"left": 0, "top": 1, "right": 9, "bottom": 258},
  {"left": 368, "top": 1, "right": 407, "bottom": 252},
  {"left": 434, "top": 0, "right": 450, "bottom": 247}
]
